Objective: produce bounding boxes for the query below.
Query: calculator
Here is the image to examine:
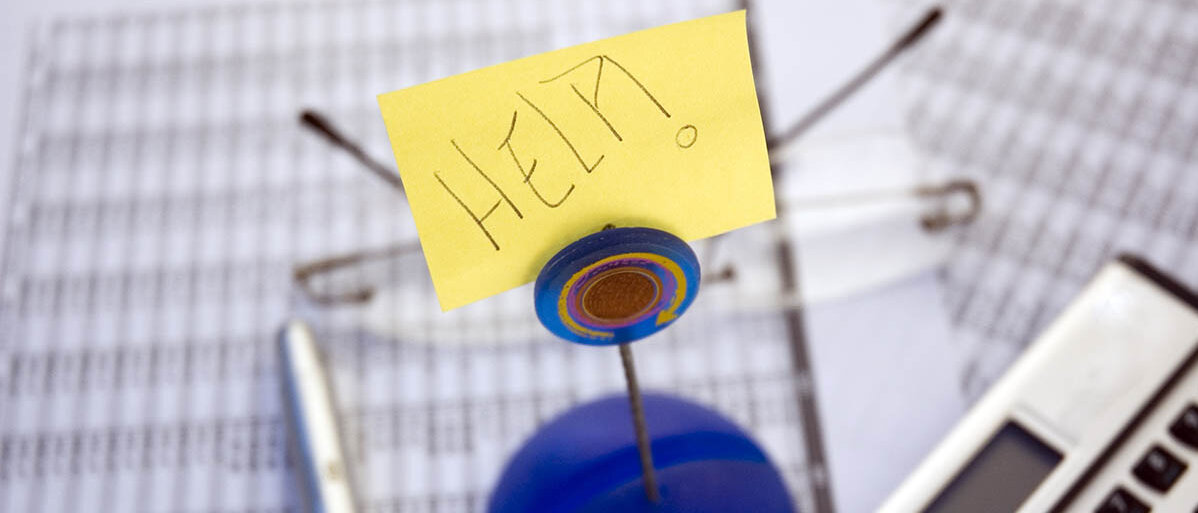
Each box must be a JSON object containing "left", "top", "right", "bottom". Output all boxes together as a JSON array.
[{"left": 881, "top": 255, "right": 1198, "bottom": 512}]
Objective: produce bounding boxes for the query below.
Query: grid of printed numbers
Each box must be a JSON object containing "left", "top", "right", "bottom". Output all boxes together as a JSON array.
[
  {"left": 899, "top": 0, "right": 1198, "bottom": 399},
  {"left": 0, "top": 1, "right": 833, "bottom": 512}
]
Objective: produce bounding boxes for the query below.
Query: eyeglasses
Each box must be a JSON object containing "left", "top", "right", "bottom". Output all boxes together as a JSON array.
[{"left": 292, "top": 5, "right": 978, "bottom": 311}]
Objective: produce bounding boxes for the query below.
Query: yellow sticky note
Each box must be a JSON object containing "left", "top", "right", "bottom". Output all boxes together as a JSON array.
[{"left": 378, "top": 10, "right": 774, "bottom": 310}]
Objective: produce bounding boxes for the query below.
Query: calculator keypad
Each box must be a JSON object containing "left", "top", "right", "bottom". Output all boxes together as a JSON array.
[
  {"left": 1169, "top": 403, "right": 1198, "bottom": 449},
  {"left": 1094, "top": 487, "right": 1149, "bottom": 513},
  {"left": 1092, "top": 400, "right": 1198, "bottom": 512},
  {"left": 1132, "top": 445, "right": 1187, "bottom": 493}
]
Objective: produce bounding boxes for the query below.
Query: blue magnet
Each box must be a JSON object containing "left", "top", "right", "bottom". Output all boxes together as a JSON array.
[
  {"left": 487, "top": 392, "right": 796, "bottom": 513},
  {"left": 534, "top": 227, "right": 700, "bottom": 346}
]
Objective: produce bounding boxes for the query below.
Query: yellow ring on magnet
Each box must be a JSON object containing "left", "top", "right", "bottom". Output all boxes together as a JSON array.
[{"left": 556, "top": 252, "right": 688, "bottom": 339}]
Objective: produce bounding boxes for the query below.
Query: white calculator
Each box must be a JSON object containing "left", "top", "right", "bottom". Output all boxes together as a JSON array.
[{"left": 882, "top": 255, "right": 1198, "bottom": 512}]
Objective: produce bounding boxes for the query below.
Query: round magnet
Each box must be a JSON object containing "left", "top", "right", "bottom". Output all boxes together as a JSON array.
[{"left": 534, "top": 227, "right": 700, "bottom": 345}]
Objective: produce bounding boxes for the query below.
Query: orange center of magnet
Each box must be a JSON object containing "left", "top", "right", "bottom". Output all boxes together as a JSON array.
[{"left": 579, "top": 268, "right": 660, "bottom": 322}]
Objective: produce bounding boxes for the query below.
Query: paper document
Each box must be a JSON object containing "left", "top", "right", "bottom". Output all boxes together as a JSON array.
[{"left": 0, "top": 2, "right": 830, "bottom": 513}]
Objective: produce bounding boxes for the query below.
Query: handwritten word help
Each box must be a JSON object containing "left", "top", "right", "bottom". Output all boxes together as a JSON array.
[{"left": 435, "top": 55, "right": 695, "bottom": 251}]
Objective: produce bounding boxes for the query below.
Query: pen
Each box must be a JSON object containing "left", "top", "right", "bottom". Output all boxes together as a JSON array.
[{"left": 278, "top": 320, "right": 358, "bottom": 513}]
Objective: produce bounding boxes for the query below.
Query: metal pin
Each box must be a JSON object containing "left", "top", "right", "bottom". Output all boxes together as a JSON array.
[{"left": 618, "top": 342, "right": 661, "bottom": 503}]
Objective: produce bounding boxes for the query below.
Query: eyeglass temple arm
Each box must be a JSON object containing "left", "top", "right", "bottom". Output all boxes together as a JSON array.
[
  {"left": 293, "top": 243, "right": 422, "bottom": 305},
  {"left": 766, "top": 6, "right": 943, "bottom": 150},
  {"left": 293, "top": 241, "right": 738, "bottom": 306},
  {"left": 300, "top": 110, "right": 408, "bottom": 195},
  {"left": 915, "top": 179, "right": 981, "bottom": 231}
]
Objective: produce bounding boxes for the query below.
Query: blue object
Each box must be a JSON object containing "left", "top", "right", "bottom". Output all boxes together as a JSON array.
[
  {"left": 534, "top": 227, "right": 700, "bottom": 346},
  {"left": 488, "top": 393, "right": 796, "bottom": 513}
]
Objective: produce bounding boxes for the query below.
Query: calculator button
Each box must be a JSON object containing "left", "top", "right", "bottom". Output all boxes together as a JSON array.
[
  {"left": 1132, "top": 445, "right": 1187, "bottom": 493},
  {"left": 1170, "top": 403, "right": 1198, "bottom": 449},
  {"left": 1095, "top": 487, "right": 1149, "bottom": 513}
]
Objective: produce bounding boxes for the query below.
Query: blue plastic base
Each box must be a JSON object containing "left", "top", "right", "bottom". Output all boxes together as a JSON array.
[{"left": 488, "top": 393, "right": 796, "bottom": 513}]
